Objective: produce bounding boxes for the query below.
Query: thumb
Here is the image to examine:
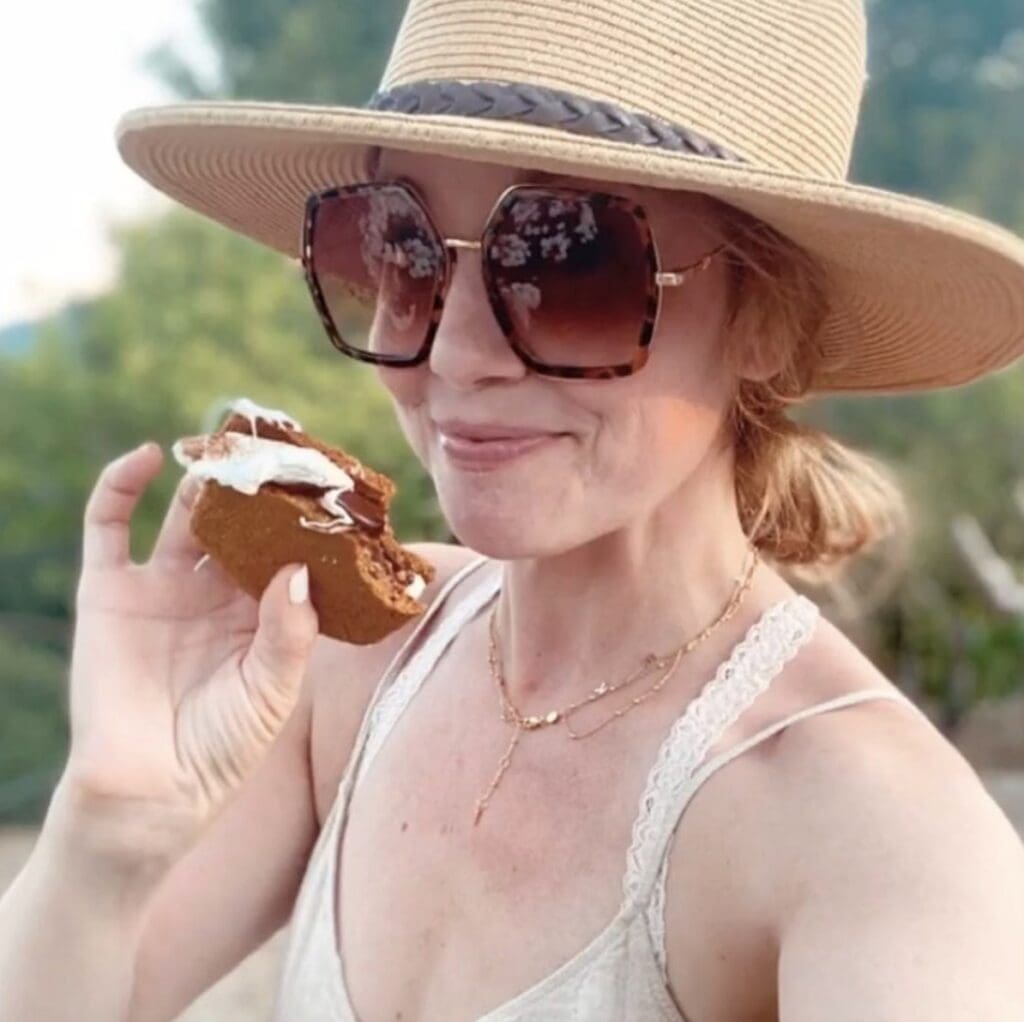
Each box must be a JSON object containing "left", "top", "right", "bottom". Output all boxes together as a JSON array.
[{"left": 241, "top": 562, "right": 319, "bottom": 724}]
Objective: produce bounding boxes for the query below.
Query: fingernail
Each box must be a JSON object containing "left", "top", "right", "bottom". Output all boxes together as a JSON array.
[
  {"left": 181, "top": 473, "right": 201, "bottom": 501},
  {"left": 288, "top": 564, "right": 309, "bottom": 605}
]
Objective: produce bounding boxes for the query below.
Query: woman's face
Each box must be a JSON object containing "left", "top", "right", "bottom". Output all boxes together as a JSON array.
[{"left": 371, "top": 149, "right": 739, "bottom": 558}]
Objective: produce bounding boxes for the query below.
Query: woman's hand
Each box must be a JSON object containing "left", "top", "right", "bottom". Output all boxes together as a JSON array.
[{"left": 58, "top": 440, "right": 319, "bottom": 870}]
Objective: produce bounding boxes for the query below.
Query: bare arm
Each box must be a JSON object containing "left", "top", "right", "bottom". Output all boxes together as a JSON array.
[
  {"left": 0, "top": 637, "right": 322, "bottom": 1022},
  {"left": 0, "top": 773, "right": 163, "bottom": 1021},
  {"left": 125, "top": 656, "right": 320, "bottom": 1022},
  {"left": 776, "top": 728, "right": 1024, "bottom": 1019}
]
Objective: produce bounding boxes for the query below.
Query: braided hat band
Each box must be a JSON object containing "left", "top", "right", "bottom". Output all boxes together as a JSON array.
[
  {"left": 112, "top": 0, "right": 1024, "bottom": 395},
  {"left": 366, "top": 80, "right": 747, "bottom": 162}
]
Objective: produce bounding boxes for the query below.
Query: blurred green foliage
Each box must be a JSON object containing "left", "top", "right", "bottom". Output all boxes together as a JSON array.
[
  {"left": 145, "top": 0, "right": 409, "bottom": 103},
  {"left": 858, "top": 0, "right": 1024, "bottom": 222},
  {"left": 0, "top": 633, "right": 68, "bottom": 821},
  {"left": 2, "top": 0, "right": 1024, "bottom": 820}
]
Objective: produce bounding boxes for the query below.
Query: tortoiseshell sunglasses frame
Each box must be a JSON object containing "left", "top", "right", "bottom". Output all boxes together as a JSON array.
[{"left": 301, "top": 178, "right": 723, "bottom": 381}]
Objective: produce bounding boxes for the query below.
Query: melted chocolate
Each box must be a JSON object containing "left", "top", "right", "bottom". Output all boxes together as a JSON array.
[{"left": 329, "top": 487, "right": 386, "bottom": 535}]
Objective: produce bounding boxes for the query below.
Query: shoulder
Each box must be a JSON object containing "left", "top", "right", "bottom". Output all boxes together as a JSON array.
[
  {"left": 732, "top": 614, "right": 1024, "bottom": 1012},
  {"left": 656, "top": 600, "right": 1024, "bottom": 1017},
  {"left": 306, "top": 542, "right": 484, "bottom": 820},
  {"left": 765, "top": 612, "right": 1018, "bottom": 880},
  {"left": 310, "top": 541, "right": 484, "bottom": 705},
  {"left": 753, "top": 617, "right": 1024, "bottom": 993},
  {"left": 768, "top": 685, "right": 1020, "bottom": 903},
  {"left": 767, "top": 695, "right": 1024, "bottom": 1013}
]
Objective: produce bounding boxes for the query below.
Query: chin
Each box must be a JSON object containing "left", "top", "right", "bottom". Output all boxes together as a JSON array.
[
  {"left": 441, "top": 496, "right": 621, "bottom": 562},
  {"left": 439, "top": 501, "right": 563, "bottom": 561},
  {"left": 452, "top": 533, "right": 547, "bottom": 561}
]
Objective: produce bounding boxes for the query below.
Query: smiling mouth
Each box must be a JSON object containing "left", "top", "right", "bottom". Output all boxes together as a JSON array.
[{"left": 438, "top": 430, "right": 566, "bottom": 467}]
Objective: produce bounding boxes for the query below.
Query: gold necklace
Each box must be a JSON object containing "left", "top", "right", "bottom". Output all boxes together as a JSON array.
[{"left": 472, "top": 545, "right": 760, "bottom": 825}]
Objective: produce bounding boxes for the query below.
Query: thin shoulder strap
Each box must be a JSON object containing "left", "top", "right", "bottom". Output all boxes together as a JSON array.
[
  {"left": 663, "top": 687, "right": 921, "bottom": 825},
  {"left": 355, "top": 553, "right": 502, "bottom": 784},
  {"left": 329, "top": 553, "right": 494, "bottom": 802},
  {"left": 623, "top": 595, "right": 820, "bottom": 907},
  {"left": 644, "top": 685, "right": 918, "bottom": 981}
]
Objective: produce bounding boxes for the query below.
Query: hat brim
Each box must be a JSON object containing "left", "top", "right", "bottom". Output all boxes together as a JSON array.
[{"left": 114, "top": 100, "right": 1024, "bottom": 396}]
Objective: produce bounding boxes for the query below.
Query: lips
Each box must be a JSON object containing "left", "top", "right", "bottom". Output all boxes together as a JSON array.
[
  {"left": 434, "top": 418, "right": 563, "bottom": 441},
  {"left": 437, "top": 429, "right": 565, "bottom": 469}
]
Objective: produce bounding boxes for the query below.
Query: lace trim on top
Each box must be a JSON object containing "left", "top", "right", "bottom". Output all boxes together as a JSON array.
[
  {"left": 622, "top": 595, "right": 819, "bottom": 908},
  {"left": 643, "top": 681, "right": 917, "bottom": 980},
  {"left": 627, "top": 594, "right": 821, "bottom": 986}
]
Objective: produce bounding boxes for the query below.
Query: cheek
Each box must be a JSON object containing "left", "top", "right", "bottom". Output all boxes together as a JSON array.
[
  {"left": 375, "top": 365, "right": 431, "bottom": 460},
  {"left": 576, "top": 295, "right": 733, "bottom": 490},
  {"left": 584, "top": 396, "right": 723, "bottom": 502},
  {"left": 652, "top": 275, "right": 735, "bottom": 402},
  {"left": 375, "top": 365, "right": 425, "bottom": 407}
]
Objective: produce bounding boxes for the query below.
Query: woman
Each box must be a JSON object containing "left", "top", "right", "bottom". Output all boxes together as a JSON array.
[{"left": 3, "top": 0, "right": 1024, "bottom": 1019}]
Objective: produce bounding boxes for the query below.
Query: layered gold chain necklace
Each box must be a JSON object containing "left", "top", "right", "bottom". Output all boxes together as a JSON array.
[{"left": 472, "top": 545, "right": 761, "bottom": 825}]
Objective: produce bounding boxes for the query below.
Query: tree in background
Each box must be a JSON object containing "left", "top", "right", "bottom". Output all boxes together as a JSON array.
[
  {"left": 145, "top": 0, "right": 408, "bottom": 103},
  {"left": 818, "top": 0, "right": 1024, "bottom": 717},
  {"left": 857, "top": 0, "right": 1024, "bottom": 224},
  {"left": 0, "top": 204, "right": 449, "bottom": 817},
  {"left": 0, "top": 0, "right": 431, "bottom": 821}
]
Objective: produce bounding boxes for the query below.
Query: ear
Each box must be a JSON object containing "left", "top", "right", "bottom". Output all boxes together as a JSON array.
[
  {"left": 739, "top": 341, "right": 786, "bottom": 382},
  {"left": 728, "top": 315, "right": 787, "bottom": 383},
  {"left": 715, "top": 266, "right": 783, "bottom": 386}
]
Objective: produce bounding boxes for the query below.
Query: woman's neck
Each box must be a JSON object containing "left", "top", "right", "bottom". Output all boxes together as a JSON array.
[{"left": 489, "top": 484, "right": 792, "bottom": 709}]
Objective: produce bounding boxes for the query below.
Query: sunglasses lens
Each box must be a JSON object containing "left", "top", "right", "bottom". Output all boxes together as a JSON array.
[
  {"left": 308, "top": 185, "right": 444, "bottom": 359},
  {"left": 484, "top": 190, "right": 652, "bottom": 370}
]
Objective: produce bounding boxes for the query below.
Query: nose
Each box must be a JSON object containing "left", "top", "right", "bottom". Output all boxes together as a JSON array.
[{"left": 426, "top": 239, "right": 528, "bottom": 389}]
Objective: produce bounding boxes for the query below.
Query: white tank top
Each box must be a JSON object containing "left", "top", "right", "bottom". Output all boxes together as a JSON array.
[{"left": 272, "top": 554, "right": 914, "bottom": 1020}]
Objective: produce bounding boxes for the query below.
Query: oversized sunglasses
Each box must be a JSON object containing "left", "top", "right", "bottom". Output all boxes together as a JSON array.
[{"left": 301, "top": 178, "right": 724, "bottom": 380}]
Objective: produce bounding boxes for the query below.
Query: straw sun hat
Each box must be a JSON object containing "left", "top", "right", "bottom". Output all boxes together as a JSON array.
[{"left": 114, "top": 0, "right": 1024, "bottom": 396}]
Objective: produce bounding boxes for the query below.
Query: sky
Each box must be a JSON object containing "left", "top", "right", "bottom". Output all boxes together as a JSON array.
[{"left": 0, "top": 2, "right": 217, "bottom": 329}]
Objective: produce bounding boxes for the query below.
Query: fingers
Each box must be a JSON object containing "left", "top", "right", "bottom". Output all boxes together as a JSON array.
[
  {"left": 239, "top": 563, "right": 319, "bottom": 731},
  {"left": 149, "top": 469, "right": 207, "bottom": 568},
  {"left": 81, "top": 442, "right": 163, "bottom": 570}
]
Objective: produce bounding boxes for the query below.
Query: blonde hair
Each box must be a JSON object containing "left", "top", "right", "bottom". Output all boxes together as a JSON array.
[{"left": 709, "top": 198, "right": 911, "bottom": 600}]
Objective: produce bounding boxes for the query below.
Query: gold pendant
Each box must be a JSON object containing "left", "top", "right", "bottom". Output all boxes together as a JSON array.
[{"left": 473, "top": 726, "right": 522, "bottom": 826}]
